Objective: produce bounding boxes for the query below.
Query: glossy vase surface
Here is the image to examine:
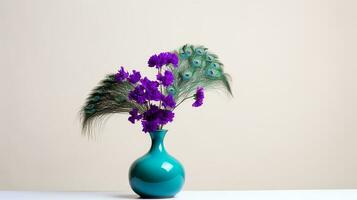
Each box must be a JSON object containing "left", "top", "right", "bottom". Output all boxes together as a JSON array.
[{"left": 129, "top": 129, "right": 185, "bottom": 198}]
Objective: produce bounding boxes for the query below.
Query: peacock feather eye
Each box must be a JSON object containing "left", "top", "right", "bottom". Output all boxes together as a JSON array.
[
  {"left": 184, "top": 46, "right": 193, "bottom": 57},
  {"left": 85, "top": 108, "right": 96, "bottom": 115},
  {"left": 195, "top": 48, "right": 205, "bottom": 56},
  {"left": 166, "top": 86, "right": 176, "bottom": 95},
  {"left": 85, "top": 104, "right": 95, "bottom": 110},
  {"left": 191, "top": 57, "right": 202, "bottom": 67},
  {"left": 209, "top": 62, "right": 220, "bottom": 69},
  {"left": 182, "top": 70, "right": 193, "bottom": 81},
  {"left": 205, "top": 54, "right": 216, "bottom": 62},
  {"left": 205, "top": 68, "right": 221, "bottom": 78},
  {"left": 90, "top": 95, "right": 101, "bottom": 103},
  {"left": 179, "top": 48, "right": 187, "bottom": 59}
]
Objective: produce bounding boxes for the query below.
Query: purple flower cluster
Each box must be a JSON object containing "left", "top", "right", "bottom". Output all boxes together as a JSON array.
[
  {"left": 127, "top": 77, "right": 177, "bottom": 132},
  {"left": 114, "top": 55, "right": 178, "bottom": 133},
  {"left": 115, "top": 66, "right": 129, "bottom": 82},
  {"left": 128, "top": 70, "right": 141, "bottom": 84},
  {"left": 148, "top": 52, "right": 179, "bottom": 68},
  {"left": 141, "top": 105, "right": 175, "bottom": 132},
  {"left": 128, "top": 85, "right": 146, "bottom": 104},
  {"left": 140, "top": 77, "right": 162, "bottom": 101},
  {"left": 157, "top": 70, "right": 174, "bottom": 86},
  {"left": 128, "top": 108, "right": 142, "bottom": 124},
  {"left": 115, "top": 52, "right": 206, "bottom": 133},
  {"left": 162, "top": 94, "right": 176, "bottom": 108},
  {"left": 192, "top": 87, "right": 205, "bottom": 107}
]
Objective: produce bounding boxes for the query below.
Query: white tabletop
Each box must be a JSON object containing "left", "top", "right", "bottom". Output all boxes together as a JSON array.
[{"left": 0, "top": 190, "right": 356, "bottom": 200}]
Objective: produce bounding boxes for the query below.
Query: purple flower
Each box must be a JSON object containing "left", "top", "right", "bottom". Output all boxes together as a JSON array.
[
  {"left": 141, "top": 105, "right": 161, "bottom": 133},
  {"left": 141, "top": 120, "right": 160, "bottom": 133},
  {"left": 157, "top": 52, "right": 170, "bottom": 68},
  {"left": 115, "top": 66, "right": 129, "bottom": 82},
  {"left": 141, "top": 105, "right": 175, "bottom": 132},
  {"left": 147, "top": 52, "right": 179, "bottom": 68},
  {"left": 156, "top": 70, "right": 174, "bottom": 86},
  {"left": 148, "top": 54, "right": 159, "bottom": 68},
  {"left": 128, "top": 85, "right": 146, "bottom": 104},
  {"left": 128, "top": 108, "right": 142, "bottom": 124},
  {"left": 142, "top": 105, "right": 161, "bottom": 121},
  {"left": 141, "top": 77, "right": 162, "bottom": 101},
  {"left": 192, "top": 87, "right": 204, "bottom": 107},
  {"left": 162, "top": 94, "right": 176, "bottom": 108},
  {"left": 128, "top": 77, "right": 165, "bottom": 105},
  {"left": 128, "top": 70, "right": 141, "bottom": 84},
  {"left": 168, "top": 53, "right": 179, "bottom": 67},
  {"left": 159, "top": 109, "right": 175, "bottom": 124},
  {"left": 143, "top": 105, "right": 174, "bottom": 125}
]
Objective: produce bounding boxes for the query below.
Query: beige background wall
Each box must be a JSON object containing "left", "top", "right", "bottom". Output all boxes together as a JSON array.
[{"left": 1, "top": 0, "right": 356, "bottom": 191}]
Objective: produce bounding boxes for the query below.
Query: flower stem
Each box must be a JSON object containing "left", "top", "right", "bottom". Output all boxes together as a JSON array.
[
  {"left": 158, "top": 68, "right": 163, "bottom": 109},
  {"left": 173, "top": 95, "right": 194, "bottom": 110}
]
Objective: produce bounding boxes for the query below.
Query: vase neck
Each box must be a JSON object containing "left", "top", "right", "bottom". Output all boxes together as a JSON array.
[{"left": 149, "top": 129, "right": 167, "bottom": 153}]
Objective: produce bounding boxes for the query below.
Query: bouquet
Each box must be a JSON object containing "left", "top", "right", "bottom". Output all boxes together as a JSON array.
[{"left": 80, "top": 44, "right": 232, "bottom": 134}]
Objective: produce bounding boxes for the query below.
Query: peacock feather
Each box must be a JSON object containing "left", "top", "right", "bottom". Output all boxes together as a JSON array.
[
  {"left": 80, "top": 74, "right": 145, "bottom": 135},
  {"left": 80, "top": 44, "right": 232, "bottom": 135},
  {"left": 167, "top": 44, "right": 232, "bottom": 103}
]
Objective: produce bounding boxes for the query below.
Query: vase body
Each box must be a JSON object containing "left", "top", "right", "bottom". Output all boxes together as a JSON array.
[{"left": 129, "top": 129, "right": 185, "bottom": 198}]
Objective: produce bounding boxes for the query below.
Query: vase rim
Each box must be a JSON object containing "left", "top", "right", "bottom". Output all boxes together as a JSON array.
[{"left": 150, "top": 129, "right": 168, "bottom": 133}]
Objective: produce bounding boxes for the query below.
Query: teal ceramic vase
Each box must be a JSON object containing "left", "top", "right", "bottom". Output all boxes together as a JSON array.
[{"left": 129, "top": 129, "right": 185, "bottom": 198}]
